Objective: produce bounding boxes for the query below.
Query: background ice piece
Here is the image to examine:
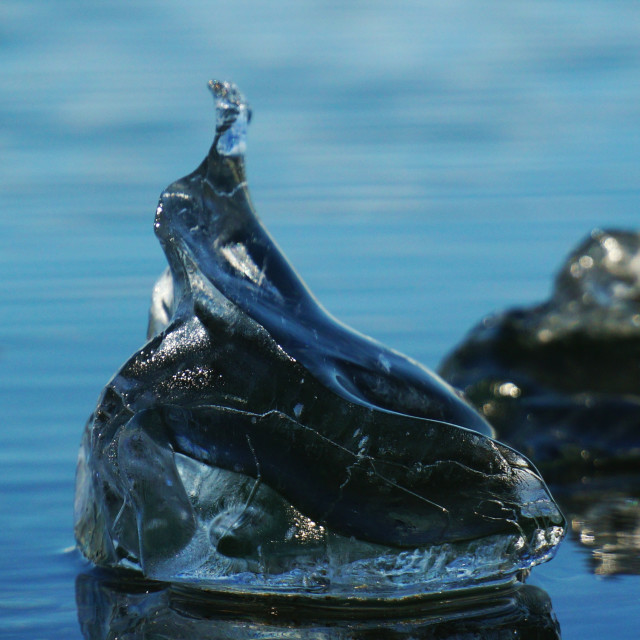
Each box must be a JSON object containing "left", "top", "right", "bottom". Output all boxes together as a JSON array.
[
  {"left": 439, "top": 229, "right": 640, "bottom": 481},
  {"left": 148, "top": 267, "right": 174, "bottom": 339}
]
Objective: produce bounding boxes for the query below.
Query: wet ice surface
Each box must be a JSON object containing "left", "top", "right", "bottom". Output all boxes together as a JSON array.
[{"left": 74, "top": 82, "right": 564, "bottom": 599}]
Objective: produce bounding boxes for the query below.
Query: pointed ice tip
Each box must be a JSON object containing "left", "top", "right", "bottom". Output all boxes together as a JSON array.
[{"left": 208, "top": 80, "right": 251, "bottom": 157}]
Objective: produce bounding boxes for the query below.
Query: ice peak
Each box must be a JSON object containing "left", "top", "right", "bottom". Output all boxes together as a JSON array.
[{"left": 208, "top": 80, "right": 251, "bottom": 157}]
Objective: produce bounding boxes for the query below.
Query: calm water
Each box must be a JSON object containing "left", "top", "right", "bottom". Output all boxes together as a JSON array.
[{"left": 1, "top": 1, "right": 639, "bottom": 638}]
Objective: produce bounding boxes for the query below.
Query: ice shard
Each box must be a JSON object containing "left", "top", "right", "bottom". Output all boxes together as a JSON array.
[{"left": 74, "top": 80, "right": 564, "bottom": 598}]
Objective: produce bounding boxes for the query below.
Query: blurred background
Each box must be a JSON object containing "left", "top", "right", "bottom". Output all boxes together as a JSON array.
[{"left": 1, "top": 1, "right": 638, "bottom": 638}]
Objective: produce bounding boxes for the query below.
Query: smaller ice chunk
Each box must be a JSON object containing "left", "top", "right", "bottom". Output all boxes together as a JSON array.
[{"left": 440, "top": 229, "right": 640, "bottom": 481}]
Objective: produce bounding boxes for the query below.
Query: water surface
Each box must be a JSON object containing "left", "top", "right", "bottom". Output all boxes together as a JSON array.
[{"left": 1, "top": 1, "right": 639, "bottom": 637}]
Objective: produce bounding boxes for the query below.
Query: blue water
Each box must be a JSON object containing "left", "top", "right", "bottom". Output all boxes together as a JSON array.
[{"left": 1, "top": 1, "right": 639, "bottom": 637}]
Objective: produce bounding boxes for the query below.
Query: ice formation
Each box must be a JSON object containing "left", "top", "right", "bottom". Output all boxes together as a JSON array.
[
  {"left": 74, "top": 80, "right": 564, "bottom": 599},
  {"left": 440, "top": 229, "right": 640, "bottom": 482}
]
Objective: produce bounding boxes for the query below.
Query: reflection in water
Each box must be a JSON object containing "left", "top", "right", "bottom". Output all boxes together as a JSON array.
[
  {"left": 75, "top": 571, "right": 560, "bottom": 640},
  {"left": 556, "top": 480, "right": 640, "bottom": 577}
]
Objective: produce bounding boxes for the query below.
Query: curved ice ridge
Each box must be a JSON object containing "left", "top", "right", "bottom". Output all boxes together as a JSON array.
[{"left": 74, "top": 80, "right": 565, "bottom": 598}]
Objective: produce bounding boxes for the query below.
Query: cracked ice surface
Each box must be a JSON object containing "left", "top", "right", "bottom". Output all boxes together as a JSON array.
[{"left": 74, "top": 80, "right": 565, "bottom": 599}]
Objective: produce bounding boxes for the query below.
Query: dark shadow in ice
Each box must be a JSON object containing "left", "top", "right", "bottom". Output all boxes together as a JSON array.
[{"left": 74, "top": 80, "right": 564, "bottom": 597}]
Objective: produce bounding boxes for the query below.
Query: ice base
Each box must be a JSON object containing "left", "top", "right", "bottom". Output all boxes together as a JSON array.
[{"left": 77, "top": 448, "right": 562, "bottom": 599}]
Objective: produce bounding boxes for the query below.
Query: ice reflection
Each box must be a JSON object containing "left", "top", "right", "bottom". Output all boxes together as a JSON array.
[
  {"left": 556, "top": 480, "right": 640, "bottom": 577},
  {"left": 75, "top": 571, "right": 560, "bottom": 640}
]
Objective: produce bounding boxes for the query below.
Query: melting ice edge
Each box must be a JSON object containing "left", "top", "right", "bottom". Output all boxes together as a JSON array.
[{"left": 74, "top": 80, "right": 565, "bottom": 599}]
